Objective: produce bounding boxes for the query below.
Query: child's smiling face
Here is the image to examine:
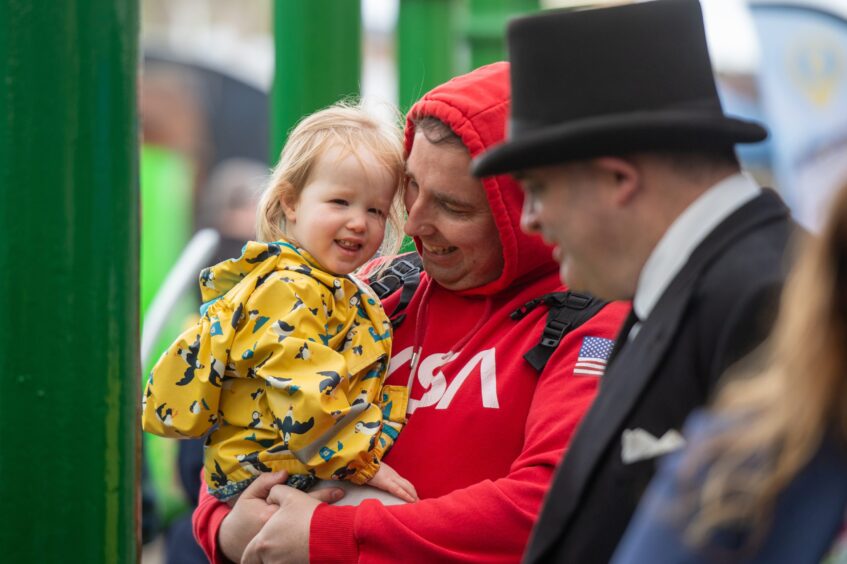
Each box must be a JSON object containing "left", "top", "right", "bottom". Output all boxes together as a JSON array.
[{"left": 282, "top": 146, "right": 396, "bottom": 275}]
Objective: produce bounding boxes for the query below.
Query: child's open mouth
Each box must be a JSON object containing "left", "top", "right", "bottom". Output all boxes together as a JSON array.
[{"left": 336, "top": 239, "right": 363, "bottom": 252}]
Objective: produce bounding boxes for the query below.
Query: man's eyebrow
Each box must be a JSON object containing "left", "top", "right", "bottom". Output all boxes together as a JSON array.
[
  {"left": 401, "top": 168, "right": 474, "bottom": 208},
  {"left": 433, "top": 191, "right": 473, "bottom": 209}
]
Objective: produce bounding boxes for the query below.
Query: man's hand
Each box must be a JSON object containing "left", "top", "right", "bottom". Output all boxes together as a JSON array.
[
  {"left": 218, "top": 471, "right": 289, "bottom": 563},
  {"left": 241, "top": 484, "right": 343, "bottom": 564},
  {"left": 368, "top": 463, "right": 418, "bottom": 503}
]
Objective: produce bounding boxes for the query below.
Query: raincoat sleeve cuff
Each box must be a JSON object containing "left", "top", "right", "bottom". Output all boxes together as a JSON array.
[{"left": 349, "top": 457, "right": 381, "bottom": 485}]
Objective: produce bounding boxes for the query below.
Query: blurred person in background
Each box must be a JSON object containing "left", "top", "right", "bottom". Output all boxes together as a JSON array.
[
  {"left": 613, "top": 179, "right": 847, "bottom": 563},
  {"left": 197, "top": 157, "right": 268, "bottom": 264}
]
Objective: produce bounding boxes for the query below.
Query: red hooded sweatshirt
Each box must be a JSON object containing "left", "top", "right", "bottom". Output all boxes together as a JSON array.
[{"left": 193, "top": 62, "right": 629, "bottom": 563}]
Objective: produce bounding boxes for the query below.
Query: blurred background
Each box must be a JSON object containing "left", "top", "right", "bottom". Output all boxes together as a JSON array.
[{"left": 137, "top": 1, "right": 847, "bottom": 561}]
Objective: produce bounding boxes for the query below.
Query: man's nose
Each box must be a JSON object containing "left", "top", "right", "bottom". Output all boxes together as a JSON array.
[{"left": 404, "top": 199, "right": 434, "bottom": 237}]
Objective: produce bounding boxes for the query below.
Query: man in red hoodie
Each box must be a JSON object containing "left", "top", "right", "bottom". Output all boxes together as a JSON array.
[{"left": 193, "top": 62, "right": 628, "bottom": 563}]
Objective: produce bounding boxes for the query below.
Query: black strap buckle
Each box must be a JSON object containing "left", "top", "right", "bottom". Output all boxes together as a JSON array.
[
  {"left": 557, "top": 292, "right": 591, "bottom": 310},
  {"left": 387, "top": 259, "right": 420, "bottom": 278},
  {"left": 370, "top": 275, "right": 401, "bottom": 298},
  {"left": 540, "top": 319, "right": 570, "bottom": 348},
  {"left": 510, "top": 297, "right": 543, "bottom": 320},
  {"left": 515, "top": 290, "right": 608, "bottom": 373},
  {"left": 370, "top": 259, "right": 421, "bottom": 299}
]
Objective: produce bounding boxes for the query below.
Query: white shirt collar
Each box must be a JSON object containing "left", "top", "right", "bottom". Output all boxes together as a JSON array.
[{"left": 633, "top": 172, "right": 761, "bottom": 325}]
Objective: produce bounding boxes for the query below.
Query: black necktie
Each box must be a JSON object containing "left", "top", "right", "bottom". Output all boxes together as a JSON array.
[{"left": 608, "top": 309, "right": 639, "bottom": 365}]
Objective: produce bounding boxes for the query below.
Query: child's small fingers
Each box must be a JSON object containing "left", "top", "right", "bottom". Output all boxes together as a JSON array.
[
  {"left": 389, "top": 478, "right": 417, "bottom": 503},
  {"left": 403, "top": 484, "right": 419, "bottom": 502},
  {"left": 390, "top": 483, "right": 416, "bottom": 503},
  {"left": 405, "top": 483, "right": 419, "bottom": 501},
  {"left": 394, "top": 476, "right": 418, "bottom": 500}
]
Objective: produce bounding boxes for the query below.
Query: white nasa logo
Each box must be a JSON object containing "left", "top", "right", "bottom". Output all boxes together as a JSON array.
[{"left": 388, "top": 346, "right": 500, "bottom": 414}]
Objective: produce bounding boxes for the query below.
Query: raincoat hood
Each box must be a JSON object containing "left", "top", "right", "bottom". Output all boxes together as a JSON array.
[
  {"left": 404, "top": 61, "right": 557, "bottom": 296},
  {"left": 198, "top": 241, "right": 340, "bottom": 307}
]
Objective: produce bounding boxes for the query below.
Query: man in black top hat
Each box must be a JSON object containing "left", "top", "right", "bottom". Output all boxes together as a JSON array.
[{"left": 473, "top": 1, "right": 797, "bottom": 562}]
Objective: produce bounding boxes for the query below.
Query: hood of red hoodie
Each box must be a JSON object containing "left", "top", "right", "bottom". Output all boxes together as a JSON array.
[{"left": 404, "top": 61, "right": 557, "bottom": 297}]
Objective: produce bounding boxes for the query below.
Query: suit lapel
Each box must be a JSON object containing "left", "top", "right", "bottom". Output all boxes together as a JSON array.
[
  {"left": 525, "top": 190, "right": 790, "bottom": 562},
  {"left": 525, "top": 262, "right": 697, "bottom": 563},
  {"left": 607, "top": 309, "right": 638, "bottom": 364}
]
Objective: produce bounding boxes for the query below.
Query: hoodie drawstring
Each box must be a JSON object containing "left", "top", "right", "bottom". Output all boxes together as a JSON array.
[{"left": 410, "top": 281, "right": 494, "bottom": 369}]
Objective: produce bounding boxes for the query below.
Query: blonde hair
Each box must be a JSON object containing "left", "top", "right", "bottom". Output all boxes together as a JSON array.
[
  {"left": 683, "top": 184, "right": 847, "bottom": 551},
  {"left": 256, "top": 100, "right": 405, "bottom": 263}
]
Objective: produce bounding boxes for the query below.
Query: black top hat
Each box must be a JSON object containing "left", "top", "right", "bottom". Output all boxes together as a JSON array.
[{"left": 472, "top": 0, "right": 767, "bottom": 177}]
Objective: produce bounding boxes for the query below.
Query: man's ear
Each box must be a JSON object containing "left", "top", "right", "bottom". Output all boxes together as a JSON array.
[{"left": 593, "top": 156, "right": 640, "bottom": 206}]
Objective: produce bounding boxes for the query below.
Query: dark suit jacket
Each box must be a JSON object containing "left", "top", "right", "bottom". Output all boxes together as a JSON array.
[{"left": 524, "top": 190, "right": 796, "bottom": 564}]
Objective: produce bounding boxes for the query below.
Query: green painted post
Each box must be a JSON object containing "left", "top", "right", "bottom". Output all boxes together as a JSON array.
[
  {"left": 465, "top": 0, "right": 538, "bottom": 69},
  {"left": 0, "top": 2, "right": 139, "bottom": 562},
  {"left": 398, "top": 0, "right": 457, "bottom": 112},
  {"left": 273, "top": 0, "right": 362, "bottom": 161}
]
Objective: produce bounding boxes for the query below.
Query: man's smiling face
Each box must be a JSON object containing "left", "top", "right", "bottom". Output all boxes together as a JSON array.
[{"left": 403, "top": 132, "right": 504, "bottom": 291}]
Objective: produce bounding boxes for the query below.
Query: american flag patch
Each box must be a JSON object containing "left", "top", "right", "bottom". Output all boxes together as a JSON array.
[{"left": 574, "top": 336, "right": 615, "bottom": 376}]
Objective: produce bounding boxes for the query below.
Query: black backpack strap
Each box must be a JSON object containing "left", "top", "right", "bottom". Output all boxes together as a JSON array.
[
  {"left": 367, "top": 252, "right": 422, "bottom": 329},
  {"left": 511, "top": 291, "right": 608, "bottom": 373}
]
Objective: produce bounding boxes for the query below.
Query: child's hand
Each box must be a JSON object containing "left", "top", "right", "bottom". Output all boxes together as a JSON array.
[{"left": 368, "top": 462, "right": 419, "bottom": 503}]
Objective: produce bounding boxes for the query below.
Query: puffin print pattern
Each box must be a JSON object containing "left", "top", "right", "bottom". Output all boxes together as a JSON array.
[
  {"left": 249, "top": 309, "right": 270, "bottom": 333},
  {"left": 175, "top": 335, "right": 204, "bottom": 386},
  {"left": 141, "top": 240, "right": 409, "bottom": 500}
]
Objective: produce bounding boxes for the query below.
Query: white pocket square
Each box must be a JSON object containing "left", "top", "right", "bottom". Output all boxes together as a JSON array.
[{"left": 621, "top": 428, "right": 686, "bottom": 464}]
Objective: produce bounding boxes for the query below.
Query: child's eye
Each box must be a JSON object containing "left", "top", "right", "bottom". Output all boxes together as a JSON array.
[
  {"left": 368, "top": 208, "right": 386, "bottom": 218},
  {"left": 329, "top": 199, "right": 349, "bottom": 206}
]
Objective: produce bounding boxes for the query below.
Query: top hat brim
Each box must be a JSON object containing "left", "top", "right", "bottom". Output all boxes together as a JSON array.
[{"left": 472, "top": 109, "right": 768, "bottom": 178}]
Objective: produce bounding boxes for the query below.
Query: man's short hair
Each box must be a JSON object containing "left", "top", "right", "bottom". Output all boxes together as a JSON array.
[
  {"left": 649, "top": 148, "right": 740, "bottom": 180},
  {"left": 412, "top": 116, "right": 464, "bottom": 148}
]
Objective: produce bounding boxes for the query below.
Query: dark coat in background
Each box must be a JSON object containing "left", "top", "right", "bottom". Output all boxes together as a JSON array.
[
  {"left": 524, "top": 190, "right": 797, "bottom": 564},
  {"left": 611, "top": 411, "right": 847, "bottom": 564}
]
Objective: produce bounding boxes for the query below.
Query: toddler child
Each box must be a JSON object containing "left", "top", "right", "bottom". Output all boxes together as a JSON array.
[{"left": 142, "top": 102, "right": 416, "bottom": 503}]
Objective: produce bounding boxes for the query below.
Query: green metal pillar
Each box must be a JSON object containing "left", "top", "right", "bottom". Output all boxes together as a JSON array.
[
  {"left": 465, "top": 0, "right": 538, "bottom": 69},
  {"left": 273, "top": 0, "right": 362, "bottom": 160},
  {"left": 398, "top": 0, "right": 457, "bottom": 112},
  {"left": 0, "top": 2, "right": 139, "bottom": 562}
]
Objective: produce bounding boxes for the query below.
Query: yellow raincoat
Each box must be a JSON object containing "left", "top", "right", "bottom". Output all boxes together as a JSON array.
[{"left": 142, "top": 241, "right": 408, "bottom": 500}]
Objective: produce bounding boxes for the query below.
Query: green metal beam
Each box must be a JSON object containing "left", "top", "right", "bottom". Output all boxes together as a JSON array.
[
  {"left": 0, "top": 2, "right": 139, "bottom": 562},
  {"left": 465, "top": 0, "right": 539, "bottom": 69},
  {"left": 272, "top": 0, "right": 362, "bottom": 161},
  {"left": 398, "top": 0, "right": 457, "bottom": 112}
]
